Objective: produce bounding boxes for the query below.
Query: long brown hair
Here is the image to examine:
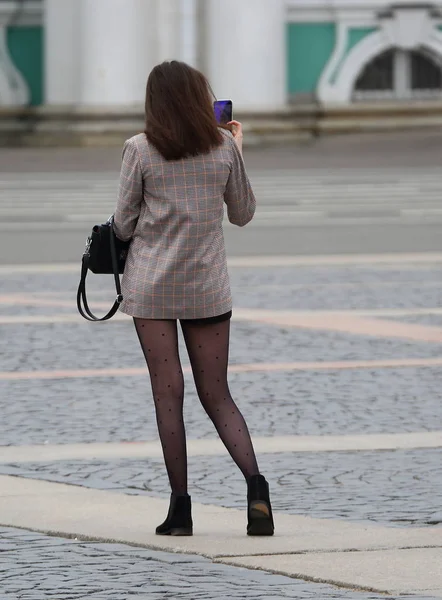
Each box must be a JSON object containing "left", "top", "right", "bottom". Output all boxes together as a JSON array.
[{"left": 144, "top": 61, "right": 224, "bottom": 161}]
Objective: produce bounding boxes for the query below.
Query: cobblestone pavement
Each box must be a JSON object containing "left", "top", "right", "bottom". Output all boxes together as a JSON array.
[
  {"left": 2, "top": 265, "right": 442, "bottom": 308},
  {"left": 6, "top": 319, "right": 442, "bottom": 374},
  {"left": 1, "top": 366, "right": 442, "bottom": 445},
  {"left": 1, "top": 256, "right": 442, "bottom": 596},
  {"left": 1, "top": 448, "right": 440, "bottom": 527},
  {"left": 1, "top": 265, "right": 442, "bottom": 446},
  {"left": 3, "top": 133, "right": 442, "bottom": 263},
  {"left": 0, "top": 527, "right": 426, "bottom": 600}
]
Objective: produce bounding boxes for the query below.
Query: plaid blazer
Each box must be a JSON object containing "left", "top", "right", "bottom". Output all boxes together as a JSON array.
[{"left": 113, "top": 131, "right": 256, "bottom": 319}]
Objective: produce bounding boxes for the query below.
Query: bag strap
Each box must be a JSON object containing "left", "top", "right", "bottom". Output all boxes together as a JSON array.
[{"left": 76, "top": 219, "right": 124, "bottom": 322}]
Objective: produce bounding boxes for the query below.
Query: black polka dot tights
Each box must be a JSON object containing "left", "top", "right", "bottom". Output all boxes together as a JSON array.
[{"left": 134, "top": 317, "right": 259, "bottom": 495}]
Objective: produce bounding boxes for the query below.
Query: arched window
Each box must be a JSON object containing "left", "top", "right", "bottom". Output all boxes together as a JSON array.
[
  {"left": 353, "top": 49, "right": 442, "bottom": 101},
  {"left": 411, "top": 51, "right": 442, "bottom": 91}
]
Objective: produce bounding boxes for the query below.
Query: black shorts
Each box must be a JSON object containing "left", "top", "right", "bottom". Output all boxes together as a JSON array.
[{"left": 180, "top": 311, "right": 232, "bottom": 326}]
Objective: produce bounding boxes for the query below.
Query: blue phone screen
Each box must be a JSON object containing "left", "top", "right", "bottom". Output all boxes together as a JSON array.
[{"left": 214, "top": 100, "right": 233, "bottom": 124}]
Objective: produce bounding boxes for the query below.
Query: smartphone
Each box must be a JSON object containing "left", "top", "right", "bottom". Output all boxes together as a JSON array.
[{"left": 214, "top": 100, "right": 233, "bottom": 125}]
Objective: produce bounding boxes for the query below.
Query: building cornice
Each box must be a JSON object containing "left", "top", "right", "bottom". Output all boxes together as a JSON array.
[{"left": 287, "top": 0, "right": 442, "bottom": 23}]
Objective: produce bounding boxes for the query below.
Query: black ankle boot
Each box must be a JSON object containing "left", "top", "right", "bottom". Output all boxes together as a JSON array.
[
  {"left": 247, "top": 474, "right": 274, "bottom": 536},
  {"left": 156, "top": 494, "right": 193, "bottom": 536}
]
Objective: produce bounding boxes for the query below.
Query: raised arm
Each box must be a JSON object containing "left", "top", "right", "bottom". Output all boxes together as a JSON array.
[
  {"left": 114, "top": 139, "right": 143, "bottom": 241},
  {"left": 224, "top": 135, "right": 256, "bottom": 227}
]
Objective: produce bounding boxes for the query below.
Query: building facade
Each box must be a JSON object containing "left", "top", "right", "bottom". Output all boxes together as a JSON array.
[{"left": 2, "top": 0, "right": 442, "bottom": 111}]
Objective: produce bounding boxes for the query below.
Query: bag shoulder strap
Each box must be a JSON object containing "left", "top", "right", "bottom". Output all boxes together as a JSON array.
[{"left": 76, "top": 220, "right": 124, "bottom": 322}]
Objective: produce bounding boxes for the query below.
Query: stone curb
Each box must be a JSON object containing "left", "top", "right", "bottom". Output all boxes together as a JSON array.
[{"left": 216, "top": 551, "right": 442, "bottom": 597}]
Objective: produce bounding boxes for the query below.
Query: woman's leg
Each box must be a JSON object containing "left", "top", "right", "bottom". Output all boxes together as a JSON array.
[
  {"left": 180, "top": 318, "right": 259, "bottom": 479},
  {"left": 134, "top": 318, "right": 187, "bottom": 495}
]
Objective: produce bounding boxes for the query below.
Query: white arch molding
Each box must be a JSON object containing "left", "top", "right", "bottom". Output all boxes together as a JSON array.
[{"left": 318, "top": 26, "right": 442, "bottom": 105}]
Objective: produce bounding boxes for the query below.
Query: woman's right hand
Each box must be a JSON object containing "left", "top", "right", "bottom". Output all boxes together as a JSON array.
[{"left": 228, "top": 120, "right": 243, "bottom": 155}]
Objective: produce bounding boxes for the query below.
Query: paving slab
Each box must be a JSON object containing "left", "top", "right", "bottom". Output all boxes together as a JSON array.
[
  {"left": 218, "top": 549, "right": 442, "bottom": 596},
  {"left": 0, "top": 476, "right": 440, "bottom": 558},
  {"left": 0, "top": 431, "right": 441, "bottom": 463}
]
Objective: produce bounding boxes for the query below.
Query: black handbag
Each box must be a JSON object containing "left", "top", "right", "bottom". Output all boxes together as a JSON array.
[{"left": 77, "top": 216, "right": 130, "bottom": 321}]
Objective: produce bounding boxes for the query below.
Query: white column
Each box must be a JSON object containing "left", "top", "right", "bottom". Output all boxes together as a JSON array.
[
  {"left": 79, "top": 0, "right": 156, "bottom": 106},
  {"left": 157, "top": 0, "right": 180, "bottom": 62},
  {"left": 155, "top": 0, "right": 198, "bottom": 66},
  {"left": 45, "top": 0, "right": 81, "bottom": 105},
  {"left": 206, "top": 0, "right": 286, "bottom": 111},
  {"left": 180, "top": 0, "right": 198, "bottom": 66}
]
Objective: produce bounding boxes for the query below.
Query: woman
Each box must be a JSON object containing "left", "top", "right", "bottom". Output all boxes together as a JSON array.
[{"left": 114, "top": 61, "right": 274, "bottom": 537}]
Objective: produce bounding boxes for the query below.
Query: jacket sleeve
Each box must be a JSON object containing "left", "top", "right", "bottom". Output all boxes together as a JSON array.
[
  {"left": 114, "top": 139, "right": 143, "bottom": 241},
  {"left": 224, "top": 138, "right": 256, "bottom": 227}
]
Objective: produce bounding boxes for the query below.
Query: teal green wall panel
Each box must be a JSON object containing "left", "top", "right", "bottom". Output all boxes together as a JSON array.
[
  {"left": 287, "top": 23, "right": 336, "bottom": 95},
  {"left": 7, "top": 26, "right": 44, "bottom": 106}
]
